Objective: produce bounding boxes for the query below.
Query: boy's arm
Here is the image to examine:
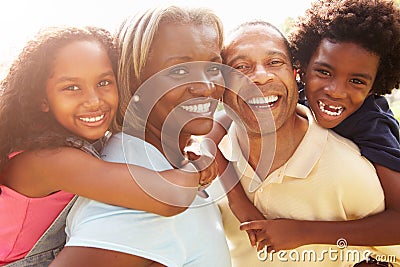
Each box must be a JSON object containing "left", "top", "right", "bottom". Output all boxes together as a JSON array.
[{"left": 241, "top": 164, "right": 400, "bottom": 252}]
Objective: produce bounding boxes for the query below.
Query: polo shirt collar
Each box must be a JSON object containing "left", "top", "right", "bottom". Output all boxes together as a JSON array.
[{"left": 219, "top": 105, "right": 328, "bottom": 192}]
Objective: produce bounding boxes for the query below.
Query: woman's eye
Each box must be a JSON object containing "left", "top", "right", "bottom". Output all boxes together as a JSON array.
[
  {"left": 208, "top": 64, "right": 221, "bottom": 74},
  {"left": 64, "top": 85, "right": 80, "bottom": 91},
  {"left": 98, "top": 80, "right": 111, "bottom": 87},
  {"left": 170, "top": 67, "right": 188, "bottom": 76}
]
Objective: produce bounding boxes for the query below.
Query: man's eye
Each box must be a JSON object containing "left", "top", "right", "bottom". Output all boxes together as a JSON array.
[
  {"left": 270, "top": 60, "right": 283, "bottom": 66},
  {"left": 235, "top": 65, "right": 248, "bottom": 70},
  {"left": 98, "top": 80, "right": 111, "bottom": 87}
]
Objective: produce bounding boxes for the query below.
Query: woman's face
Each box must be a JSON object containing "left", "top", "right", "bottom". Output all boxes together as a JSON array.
[
  {"left": 304, "top": 39, "right": 379, "bottom": 128},
  {"left": 139, "top": 22, "right": 224, "bottom": 139}
]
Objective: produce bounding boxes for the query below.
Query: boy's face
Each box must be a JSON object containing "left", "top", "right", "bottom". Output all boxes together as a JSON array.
[
  {"left": 43, "top": 40, "right": 118, "bottom": 142},
  {"left": 304, "top": 39, "right": 379, "bottom": 128}
]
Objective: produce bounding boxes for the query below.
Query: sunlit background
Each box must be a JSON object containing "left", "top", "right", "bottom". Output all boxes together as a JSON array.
[
  {"left": 0, "top": 0, "right": 399, "bottom": 119},
  {"left": 0, "top": 0, "right": 313, "bottom": 75}
]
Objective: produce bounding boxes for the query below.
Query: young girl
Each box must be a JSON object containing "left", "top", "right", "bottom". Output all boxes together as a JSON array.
[
  {"left": 0, "top": 26, "right": 216, "bottom": 266},
  {"left": 213, "top": 0, "right": 399, "bottom": 266}
]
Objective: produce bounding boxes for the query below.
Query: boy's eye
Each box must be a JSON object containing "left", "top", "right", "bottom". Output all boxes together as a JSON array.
[
  {"left": 349, "top": 78, "right": 366, "bottom": 85},
  {"left": 98, "top": 80, "right": 111, "bottom": 87},
  {"left": 64, "top": 85, "right": 80, "bottom": 91},
  {"left": 317, "top": 69, "right": 331, "bottom": 76}
]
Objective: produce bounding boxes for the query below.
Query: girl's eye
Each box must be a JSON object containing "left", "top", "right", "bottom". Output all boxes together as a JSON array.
[
  {"left": 98, "top": 80, "right": 111, "bottom": 87},
  {"left": 64, "top": 85, "right": 80, "bottom": 91}
]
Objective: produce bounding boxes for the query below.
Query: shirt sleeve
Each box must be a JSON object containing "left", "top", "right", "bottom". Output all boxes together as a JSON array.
[{"left": 333, "top": 95, "right": 400, "bottom": 172}]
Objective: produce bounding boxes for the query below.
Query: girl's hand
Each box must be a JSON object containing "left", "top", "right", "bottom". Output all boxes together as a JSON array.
[
  {"left": 186, "top": 151, "right": 218, "bottom": 188},
  {"left": 240, "top": 219, "right": 307, "bottom": 252}
]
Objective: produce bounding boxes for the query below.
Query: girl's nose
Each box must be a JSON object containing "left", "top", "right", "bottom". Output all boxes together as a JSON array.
[{"left": 84, "top": 88, "right": 102, "bottom": 108}]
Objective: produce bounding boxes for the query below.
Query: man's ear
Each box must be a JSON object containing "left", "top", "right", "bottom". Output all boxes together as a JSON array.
[{"left": 41, "top": 98, "right": 50, "bottom": 112}]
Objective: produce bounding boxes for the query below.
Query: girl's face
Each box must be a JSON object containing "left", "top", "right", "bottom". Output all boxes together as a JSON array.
[
  {"left": 304, "top": 39, "right": 379, "bottom": 128},
  {"left": 140, "top": 22, "right": 224, "bottom": 139},
  {"left": 43, "top": 40, "right": 118, "bottom": 142}
]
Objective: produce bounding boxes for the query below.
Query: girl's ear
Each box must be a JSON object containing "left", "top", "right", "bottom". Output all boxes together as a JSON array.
[{"left": 41, "top": 98, "right": 50, "bottom": 112}]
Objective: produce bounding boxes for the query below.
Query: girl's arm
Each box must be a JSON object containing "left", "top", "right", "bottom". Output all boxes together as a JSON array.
[
  {"left": 2, "top": 147, "right": 215, "bottom": 216},
  {"left": 241, "top": 164, "right": 400, "bottom": 252}
]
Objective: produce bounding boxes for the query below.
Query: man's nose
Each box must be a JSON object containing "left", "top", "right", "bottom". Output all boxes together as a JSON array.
[{"left": 251, "top": 65, "right": 274, "bottom": 85}]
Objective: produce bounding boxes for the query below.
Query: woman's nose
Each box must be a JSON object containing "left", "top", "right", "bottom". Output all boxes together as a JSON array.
[{"left": 188, "top": 81, "right": 216, "bottom": 97}]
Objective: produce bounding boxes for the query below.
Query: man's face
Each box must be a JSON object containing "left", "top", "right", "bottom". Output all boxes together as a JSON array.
[{"left": 222, "top": 25, "right": 298, "bottom": 135}]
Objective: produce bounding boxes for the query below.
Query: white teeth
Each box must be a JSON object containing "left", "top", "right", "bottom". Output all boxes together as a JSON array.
[
  {"left": 180, "top": 102, "right": 211, "bottom": 113},
  {"left": 247, "top": 95, "right": 278, "bottom": 105},
  {"left": 318, "top": 100, "right": 344, "bottom": 116},
  {"left": 79, "top": 114, "right": 105, "bottom": 123}
]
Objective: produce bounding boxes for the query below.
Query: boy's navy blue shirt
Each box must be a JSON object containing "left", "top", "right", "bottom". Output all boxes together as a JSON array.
[
  {"left": 299, "top": 85, "right": 400, "bottom": 172},
  {"left": 333, "top": 94, "right": 400, "bottom": 172}
]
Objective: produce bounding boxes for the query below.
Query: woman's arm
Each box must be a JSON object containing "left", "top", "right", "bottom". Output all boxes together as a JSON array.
[
  {"left": 2, "top": 147, "right": 211, "bottom": 216},
  {"left": 205, "top": 111, "right": 265, "bottom": 246}
]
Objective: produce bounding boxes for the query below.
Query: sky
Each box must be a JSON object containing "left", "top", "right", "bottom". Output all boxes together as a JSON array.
[{"left": 0, "top": 0, "right": 313, "bottom": 74}]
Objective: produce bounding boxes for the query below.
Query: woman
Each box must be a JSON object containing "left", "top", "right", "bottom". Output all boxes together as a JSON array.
[{"left": 51, "top": 6, "right": 231, "bottom": 267}]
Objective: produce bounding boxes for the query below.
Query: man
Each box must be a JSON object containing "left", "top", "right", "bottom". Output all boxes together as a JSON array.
[{"left": 209, "top": 21, "right": 387, "bottom": 266}]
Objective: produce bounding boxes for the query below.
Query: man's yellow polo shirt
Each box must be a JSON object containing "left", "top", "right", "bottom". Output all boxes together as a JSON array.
[{"left": 214, "top": 105, "right": 398, "bottom": 266}]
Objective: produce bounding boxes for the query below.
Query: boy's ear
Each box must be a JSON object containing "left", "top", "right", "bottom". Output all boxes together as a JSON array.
[{"left": 41, "top": 98, "right": 50, "bottom": 112}]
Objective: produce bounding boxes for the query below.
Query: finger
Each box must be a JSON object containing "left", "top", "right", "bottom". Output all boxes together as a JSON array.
[
  {"left": 257, "top": 239, "right": 269, "bottom": 252},
  {"left": 186, "top": 151, "right": 200, "bottom": 161},
  {"left": 240, "top": 220, "right": 264, "bottom": 231},
  {"left": 246, "top": 230, "right": 257, "bottom": 247}
]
